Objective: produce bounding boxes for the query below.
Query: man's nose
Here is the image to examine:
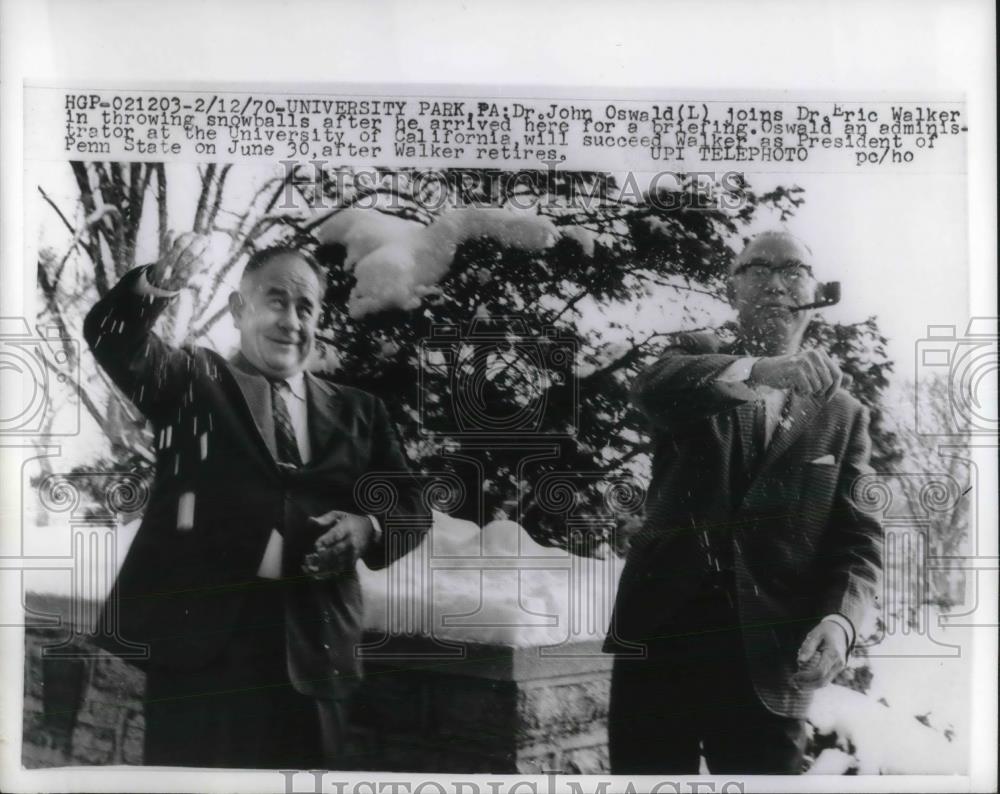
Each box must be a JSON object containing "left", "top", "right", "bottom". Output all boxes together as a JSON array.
[
  {"left": 277, "top": 306, "right": 301, "bottom": 332},
  {"left": 763, "top": 269, "right": 787, "bottom": 292}
]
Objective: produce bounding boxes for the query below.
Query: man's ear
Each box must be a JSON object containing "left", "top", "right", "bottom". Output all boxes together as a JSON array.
[{"left": 228, "top": 291, "right": 245, "bottom": 324}]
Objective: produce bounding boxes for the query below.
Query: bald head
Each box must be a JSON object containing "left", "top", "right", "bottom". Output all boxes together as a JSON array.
[{"left": 731, "top": 231, "right": 814, "bottom": 275}]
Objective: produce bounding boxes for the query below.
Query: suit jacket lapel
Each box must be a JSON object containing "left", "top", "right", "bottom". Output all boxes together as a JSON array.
[
  {"left": 225, "top": 353, "right": 278, "bottom": 462},
  {"left": 304, "top": 372, "right": 341, "bottom": 464},
  {"left": 742, "top": 389, "right": 823, "bottom": 505},
  {"left": 759, "top": 389, "right": 821, "bottom": 473}
]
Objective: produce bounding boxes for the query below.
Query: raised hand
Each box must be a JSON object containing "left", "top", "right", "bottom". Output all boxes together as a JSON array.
[
  {"left": 149, "top": 231, "right": 210, "bottom": 291},
  {"left": 749, "top": 349, "right": 849, "bottom": 400}
]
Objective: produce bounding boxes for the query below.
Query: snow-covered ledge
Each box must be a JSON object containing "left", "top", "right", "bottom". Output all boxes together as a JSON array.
[{"left": 346, "top": 514, "right": 624, "bottom": 773}]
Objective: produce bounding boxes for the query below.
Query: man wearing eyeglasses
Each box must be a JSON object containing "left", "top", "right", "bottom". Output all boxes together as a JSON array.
[{"left": 604, "top": 231, "right": 883, "bottom": 774}]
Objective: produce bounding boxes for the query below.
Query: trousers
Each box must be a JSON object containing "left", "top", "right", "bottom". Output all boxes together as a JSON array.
[
  {"left": 143, "top": 578, "right": 346, "bottom": 769},
  {"left": 608, "top": 579, "right": 808, "bottom": 774}
]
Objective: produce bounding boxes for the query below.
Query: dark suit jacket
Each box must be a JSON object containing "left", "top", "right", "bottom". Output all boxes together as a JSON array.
[
  {"left": 604, "top": 330, "right": 883, "bottom": 718},
  {"left": 84, "top": 266, "right": 430, "bottom": 699}
]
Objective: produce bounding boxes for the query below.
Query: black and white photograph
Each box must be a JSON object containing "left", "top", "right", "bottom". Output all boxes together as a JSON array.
[{"left": 1, "top": 2, "right": 995, "bottom": 793}]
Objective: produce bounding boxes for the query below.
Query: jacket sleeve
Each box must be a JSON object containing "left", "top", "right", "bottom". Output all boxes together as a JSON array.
[
  {"left": 631, "top": 331, "right": 759, "bottom": 430},
  {"left": 83, "top": 265, "right": 193, "bottom": 425},
  {"left": 360, "top": 396, "right": 432, "bottom": 570},
  {"left": 816, "top": 404, "right": 884, "bottom": 640}
]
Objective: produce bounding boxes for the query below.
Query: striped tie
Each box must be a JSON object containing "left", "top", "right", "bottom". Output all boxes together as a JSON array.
[{"left": 270, "top": 379, "right": 303, "bottom": 468}]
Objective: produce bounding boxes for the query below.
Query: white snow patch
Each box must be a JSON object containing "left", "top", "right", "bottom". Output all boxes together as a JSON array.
[
  {"left": 807, "top": 684, "right": 964, "bottom": 774},
  {"left": 315, "top": 208, "right": 559, "bottom": 317},
  {"left": 315, "top": 208, "right": 419, "bottom": 270},
  {"left": 559, "top": 225, "right": 598, "bottom": 256},
  {"left": 807, "top": 748, "right": 856, "bottom": 775},
  {"left": 359, "top": 511, "right": 623, "bottom": 647}
]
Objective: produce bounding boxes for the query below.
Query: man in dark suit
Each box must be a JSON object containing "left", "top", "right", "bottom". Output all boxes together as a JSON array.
[
  {"left": 84, "top": 235, "right": 429, "bottom": 768},
  {"left": 604, "top": 231, "right": 883, "bottom": 774}
]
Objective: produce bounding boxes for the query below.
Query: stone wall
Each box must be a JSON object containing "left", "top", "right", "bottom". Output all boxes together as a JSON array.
[
  {"left": 22, "top": 625, "right": 145, "bottom": 768},
  {"left": 349, "top": 637, "right": 612, "bottom": 773},
  {"left": 21, "top": 596, "right": 612, "bottom": 773}
]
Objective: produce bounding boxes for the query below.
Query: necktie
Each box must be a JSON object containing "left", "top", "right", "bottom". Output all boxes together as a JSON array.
[
  {"left": 742, "top": 398, "right": 767, "bottom": 478},
  {"left": 270, "top": 379, "right": 303, "bottom": 468}
]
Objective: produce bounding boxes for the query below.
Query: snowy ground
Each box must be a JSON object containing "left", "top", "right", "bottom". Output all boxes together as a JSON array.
[{"left": 805, "top": 618, "right": 972, "bottom": 774}]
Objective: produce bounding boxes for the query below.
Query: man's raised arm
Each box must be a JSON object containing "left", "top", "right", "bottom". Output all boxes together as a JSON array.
[
  {"left": 82, "top": 233, "right": 207, "bottom": 424},
  {"left": 631, "top": 331, "right": 758, "bottom": 430}
]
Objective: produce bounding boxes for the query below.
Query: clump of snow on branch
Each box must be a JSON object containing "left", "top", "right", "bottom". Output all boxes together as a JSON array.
[
  {"left": 314, "top": 208, "right": 418, "bottom": 268},
  {"left": 316, "top": 208, "right": 597, "bottom": 318},
  {"left": 559, "top": 224, "right": 598, "bottom": 256},
  {"left": 359, "top": 511, "right": 624, "bottom": 646}
]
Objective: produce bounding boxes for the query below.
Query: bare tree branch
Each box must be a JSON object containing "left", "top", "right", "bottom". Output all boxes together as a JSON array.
[
  {"left": 204, "top": 164, "right": 232, "bottom": 231},
  {"left": 193, "top": 164, "right": 216, "bottom": 233},
  {"left": 70, "top": 162, "right": 109, "bottom": 295},
  {"left": 154, "top": 163, "right": 168, "bottom": 254}
]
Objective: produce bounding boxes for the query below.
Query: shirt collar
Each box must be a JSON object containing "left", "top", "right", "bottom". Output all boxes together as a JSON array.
[
  {"left": 229, "top": 352, "right": 308, "bottom": 401},
  {"left": 283, "top": 371, "right": 307, "bottom": 402}
]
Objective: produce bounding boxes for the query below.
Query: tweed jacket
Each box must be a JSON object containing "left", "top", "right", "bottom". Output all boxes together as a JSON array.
[{"left": 604, "top": 330, "right": 883, "bottom": 718}]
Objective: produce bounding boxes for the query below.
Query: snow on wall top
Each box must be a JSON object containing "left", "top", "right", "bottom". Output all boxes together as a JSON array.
[{"left": 359, "top": 511, "right": 624, "bottom": 647}]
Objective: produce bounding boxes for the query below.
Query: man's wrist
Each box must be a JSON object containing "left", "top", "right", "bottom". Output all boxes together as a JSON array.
[{"left": 821, "top": 613, "right": 855, "bottom": 652}]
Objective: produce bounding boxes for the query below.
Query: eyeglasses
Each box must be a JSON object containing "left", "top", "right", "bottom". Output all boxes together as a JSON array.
[{"left": 733, "top": 260, "right": 814, "bottom": 286}]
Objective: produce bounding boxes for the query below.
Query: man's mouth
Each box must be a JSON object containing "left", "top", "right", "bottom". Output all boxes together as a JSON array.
[{"left": 268, "top": 337, "right": 298, "bottom": 348}]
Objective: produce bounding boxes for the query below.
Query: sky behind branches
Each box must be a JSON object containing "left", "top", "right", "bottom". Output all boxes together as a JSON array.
[{"left": 29, "top": 162, "right": 969, "bottom": 382}]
